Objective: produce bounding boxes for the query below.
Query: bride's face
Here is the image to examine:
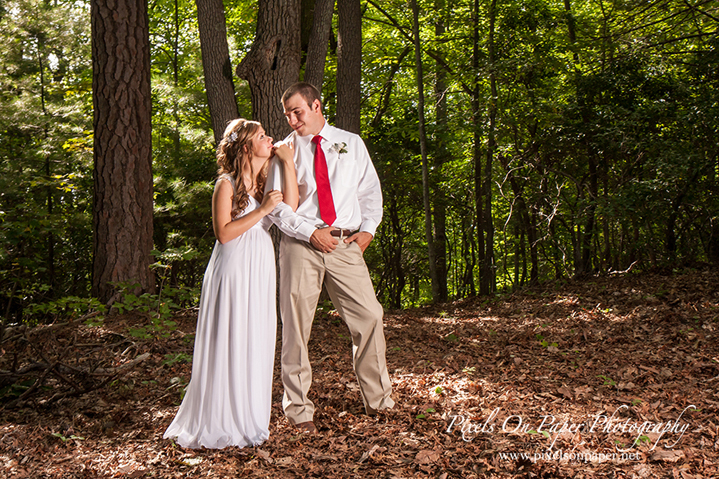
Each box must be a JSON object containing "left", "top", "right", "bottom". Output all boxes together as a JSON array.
[{"left": 250, "top": 127, "right": 273, "bottom": 160}]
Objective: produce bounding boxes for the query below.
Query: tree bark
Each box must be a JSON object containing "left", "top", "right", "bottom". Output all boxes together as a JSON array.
[
  {"left": 472, "top": 0, "right": 483, "bottom": 296},
  {"left": 433, "top": 0, "right": 448, "bottom": 302},
  {"left": 91, "top": 0, "right": 154, "bottom": 303},
  {"left": 236, "top": 0, "right": 301, "bottom": 138},
  {"left": 336, "top": 0, "right": 361, "bottom": 133},
  {"left": 480, "top": 0, "right": 497, "bottom": 295},
  {"left": 196, "top": 0, "right": 239, "bottom": 144},
  {"left": 304, "top": 0, "right": 335, "bottom": 91},
  {"left": 411, "top": 0, "right": 440, "bottom": 302}
]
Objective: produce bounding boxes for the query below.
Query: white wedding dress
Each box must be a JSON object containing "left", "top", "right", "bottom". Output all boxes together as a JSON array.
[{"left": 164, "top": 175, "right": 276, "bottom": 449}]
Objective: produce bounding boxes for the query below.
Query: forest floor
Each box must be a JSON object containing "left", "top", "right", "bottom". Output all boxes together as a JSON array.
[{"left": 1, "top": 268, "right": 718, "bottom": 478}]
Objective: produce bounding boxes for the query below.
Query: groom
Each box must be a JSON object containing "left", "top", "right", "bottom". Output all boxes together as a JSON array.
[{"left": 266, "top": 82, "right": 394, "bottom": 433}]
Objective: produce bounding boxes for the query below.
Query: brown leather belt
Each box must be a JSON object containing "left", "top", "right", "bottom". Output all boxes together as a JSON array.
[{"left": 330, "top": 229, "right": 355, "bottom": 237}]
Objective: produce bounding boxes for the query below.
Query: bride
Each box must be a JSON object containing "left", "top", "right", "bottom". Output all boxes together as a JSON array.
[{"left": 164, "top": 118, "right": 297, "bottom": 449}]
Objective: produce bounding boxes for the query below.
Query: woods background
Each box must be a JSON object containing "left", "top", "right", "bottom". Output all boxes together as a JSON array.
[{"left": 1, "top": 0, "right": 717, "bottom": 323}]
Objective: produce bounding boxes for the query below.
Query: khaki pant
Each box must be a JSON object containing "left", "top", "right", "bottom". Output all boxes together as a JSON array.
[{"left": 279, "top": 235, "right": 394, "bottom": 424}]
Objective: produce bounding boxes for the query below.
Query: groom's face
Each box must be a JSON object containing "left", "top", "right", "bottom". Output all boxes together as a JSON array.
[{"left": 283, "top": 93, "right": 324, "bottom": 137}]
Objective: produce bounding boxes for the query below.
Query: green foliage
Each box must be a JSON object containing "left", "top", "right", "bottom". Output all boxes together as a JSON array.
[
  {"left": 0, "top": 0, "right": 93, "bottom": 320},
  {"left": 25, "top": 296, "right": 105, "bottom": 326},
  {"left": 112, "top": 281, "right": 197, "bottom": 339},
  {"left": 597, "top": 374, "right": 617, "bottom": 387},
  {"left": 163, "top": 352, "right": 193, "bottom": 367},
  {"left": 0, "top": 379, "right": 35, "bottom": 400},
  {"left": 1, "top": 0, "right": 717, "bottom": 312},
  {"left": 51, "top": 432, "right": 85, "bottom": 443}
]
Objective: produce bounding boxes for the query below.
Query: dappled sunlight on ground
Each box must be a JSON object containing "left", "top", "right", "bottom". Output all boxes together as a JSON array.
[{"left": 1, "top": 268, "right": 717, "bottom": 477}]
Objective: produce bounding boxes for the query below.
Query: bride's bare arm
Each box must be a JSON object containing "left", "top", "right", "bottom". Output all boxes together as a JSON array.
[
  {"left": 274, "top": 143, "right": 299, "bottom": 211},
  {"left": 212, "top": 179, "right": 282, "bottom": 244}
]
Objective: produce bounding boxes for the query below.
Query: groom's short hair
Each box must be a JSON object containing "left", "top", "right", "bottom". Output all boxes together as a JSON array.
[{"left": 282, "top": 82, "right": 322, "bottom": 109}]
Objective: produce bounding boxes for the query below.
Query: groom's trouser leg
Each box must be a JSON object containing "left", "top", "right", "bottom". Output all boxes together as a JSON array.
[
  {"left": 324, "top": 241, "right": 394, "bottom": 414},
  {"left": 279, "top": 236, "right": 324, "bottom": 424}
]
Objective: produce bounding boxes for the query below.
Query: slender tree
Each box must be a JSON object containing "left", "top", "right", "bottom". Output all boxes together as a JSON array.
[
  {"left": 91, "top": 0, "right": 155, "bottom": 302},
  {"left": 433, "top": 0, "right": 449, "bottom": 301},
  {"left": 304, "top": 0, "right": 335, "bottom": 91},
  {"left": 411, "top": 0, "right": 440, "bottom": 301},
  {"left": 479, "top": 0, "right": 497, "bottom": 294},
  {"left": 471, "top": 0, "right": 482, "bottom": 296},
  {"left": 196, "top": 0, "right": 239, "bottom": 144}
]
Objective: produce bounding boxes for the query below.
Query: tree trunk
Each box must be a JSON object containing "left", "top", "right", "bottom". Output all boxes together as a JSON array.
[
  {"left": 196, "top": 0, "right": 239, "bottom": 144},
  {"left": 303, "top": 0, "right": 335, "bottom": 91},
  {"left": 91, "top": 0, "right": 154, "bottom": 303},
  {"left": 472, "top": 0, "right": 483, "bottom": 297},
  {"left": 172, "top": 0, "right": 181, "bottom": 162},
  {"left": 335, "top": 0, "right": 361, "bottom": 133},
  {"left": 433, "top": 0, "right": 448, "bottom": 302},
  {"left": 479, "top": 0, "right": 497, "bottom": 295},
  {"left": 38, "top": 49, "right": 55, "bottom": 295},
  {"left": 236, "top": 0, "right": 301, "bottom": 138},
  {"left": 411, "top": 0, "right": 440, "bottom": 302}
]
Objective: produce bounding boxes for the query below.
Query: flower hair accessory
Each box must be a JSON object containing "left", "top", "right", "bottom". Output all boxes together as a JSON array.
[
  {"left": 330, "top": 142, "right": 348, "bottom": 155},
  {"left": 227, "top": 131, "right": 238, "bottom": 143}
]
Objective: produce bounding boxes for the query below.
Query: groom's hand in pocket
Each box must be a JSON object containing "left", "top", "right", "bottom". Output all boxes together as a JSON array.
[
  {"left": 345, "top": 232, "right": 373, "bottom": 253},
  {"left": 310, "top": 227, "right": 338, "bottom": 253}
]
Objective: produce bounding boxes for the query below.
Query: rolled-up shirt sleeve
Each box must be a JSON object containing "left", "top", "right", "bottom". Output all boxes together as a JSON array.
[{"left": 266, "top": 157, "right": 316, "bottom": 243}]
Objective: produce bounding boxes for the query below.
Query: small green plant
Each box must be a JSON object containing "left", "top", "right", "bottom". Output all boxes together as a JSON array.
[
  {"left": 444, "top": 333, "right": 458, "bottom": 342},
  {"left": 0, "top": 379, "right": 35, "bottom": 400},
  {"left": 25, "top": 296, "right": 106, "bottom": 326},
  {"left": 634, "top": 435, "right": 651, "bottom": 446},
  {"left": 416, "top": 407, "right": 435, "bottom": 420},
  {"left": 51, "top": 432, "right": 85, "bottom": 443},
  {"left": 631, "top": 398, "right": 642, "bottom": 406},
  {"left": 163, "top": 353, "right": 193, "bottom": 367},
  {"left": 597, "top": 374, "right": 616, "bottom": 387},
  {"left": 536, "top": 333, "right": 557, "bottom": 349},
  {"left": 112, "top": 282, "right": 194, "bottom": 339},
  {"left": 434, "top": 386, "right": 443, "bottom": 395}
]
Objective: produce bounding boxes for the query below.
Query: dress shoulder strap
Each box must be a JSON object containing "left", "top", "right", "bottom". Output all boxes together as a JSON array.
[{"left": 217, "top": 173, "right": 235, "bottom": 187}]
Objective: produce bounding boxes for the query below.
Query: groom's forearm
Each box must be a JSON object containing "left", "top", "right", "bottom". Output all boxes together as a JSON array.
[{"left": 269, "top": 202, "right": 316, "bottom": 243}]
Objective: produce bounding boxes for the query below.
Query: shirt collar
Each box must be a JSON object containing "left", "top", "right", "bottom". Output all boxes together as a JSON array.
[{"left": 293, "top": 119, "right": 335, "bottom": 147}]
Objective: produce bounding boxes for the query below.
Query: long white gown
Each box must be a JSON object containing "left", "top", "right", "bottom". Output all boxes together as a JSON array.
[{"left": 164, "top": 175, "right": 276, "bottom": 449}]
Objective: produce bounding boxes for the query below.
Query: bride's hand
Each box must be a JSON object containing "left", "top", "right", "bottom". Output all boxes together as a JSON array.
[
  {"left": 273, "top": 142, "right": 294, "bottom": 164},
  {"left": 260, "top": 190, "right": 283, "bottom": 214}
]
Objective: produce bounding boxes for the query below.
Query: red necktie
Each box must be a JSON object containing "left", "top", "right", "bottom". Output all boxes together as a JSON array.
[{"left": 312, "top": 135, "right": 336, "bottom": 226}]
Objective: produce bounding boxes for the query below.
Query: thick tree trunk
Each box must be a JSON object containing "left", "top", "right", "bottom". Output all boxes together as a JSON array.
[
  {"left": 335, "top": 0, "right": 361, "bottom": 133},
  {"left": 196, "top": 0, "right": 239, "bottom": 144},
  {"left": 91, "top": 0, "right": 154, "bottom": 303},
  {"left": 236, "top": 0, "right": 301, "bottom": 138},
  {"left": 303, "top": 0, "right": 335, "bottom": 91}
]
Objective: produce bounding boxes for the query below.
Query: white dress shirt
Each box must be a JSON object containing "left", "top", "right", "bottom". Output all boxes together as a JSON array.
[{"left": 266, "top": 122, "right": 383, "bottom": 243}]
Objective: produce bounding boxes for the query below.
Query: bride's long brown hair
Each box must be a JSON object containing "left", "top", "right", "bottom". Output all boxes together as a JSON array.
[{"left": 216, "top": 119, "right": 268, "bottom": 217}]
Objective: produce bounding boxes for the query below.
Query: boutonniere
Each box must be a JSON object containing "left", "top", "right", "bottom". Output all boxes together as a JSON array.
[{"left": 330, "top": 142, "right": 348, "bottom": 155}]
